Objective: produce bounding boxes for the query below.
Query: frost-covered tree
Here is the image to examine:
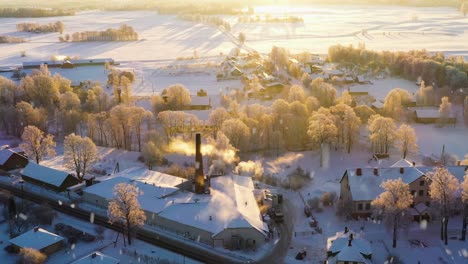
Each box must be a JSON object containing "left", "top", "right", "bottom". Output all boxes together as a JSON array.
[
  {"left": 367, "top": 115, "right": 396, "bottom": 155},
  {"left": 64, "top": 133, "right": 98, "bottom": 182},
  {"left": 372, "top": 178, "right": 412, "bottom": 248},
  {"left": 208, "top": 108, "right": 230, "bottom": 136},
  {"left": 19, "top": 248, "right": 47, "bottom": 264},
  {"left": 331, "top": 103, "right": 361, "bottom": 153},
  {"left": 438, "top": 96, "right": 452, "bottom": 125},
  {"left": 395, "top": 124, "right": 418, "bottom": 159},
  {"left": 353, "top": 105, "right": 376, "bottom": 123},
  {"left": 129, "top": 106, "right": 153, "bottom": 152},
  {"left": 108, "top": 183, "right": 146, "bottom": 246},
  {"left": 288, "top": 85, "right": 306, "bottom": 103},
  {"left": 163, "top": 84, "right": 191, "bottom": 110},
  {"left": 310, "top": 78, "right": 336, "bottom": 107},
  {"left": 141, "top": 141, "right": 163, "bottom": 169},
  {"left": 221, "top": 119, "right": 250, "bottom": 151},
  {"left": 427, "top": 167, "right": 460, "bottom": 245},
  {"left": 337, "top": 90, "right": 353, "bottom": 106},
  {"left": 308, "top": 108, "right": 337, "bottom": 167},
  {"left": 383, "top": 88, "right": 413, "bottom": 119},
  {"left": 416, "top": 81, "right": 435, "bottom": 106},
  {"left": 461, "top": 172, "right": 468, "bottom": 241},
  {"left": 20, "top": 125, "right": 56, "bottom": 164}
]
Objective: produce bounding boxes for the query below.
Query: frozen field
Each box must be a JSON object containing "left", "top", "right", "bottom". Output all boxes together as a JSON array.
[
  {"left": 0, "top": 11, "right": 237, "bottom": 65},
  {"left": 228, "top": 5, "right": 468, "bottom": 57}
]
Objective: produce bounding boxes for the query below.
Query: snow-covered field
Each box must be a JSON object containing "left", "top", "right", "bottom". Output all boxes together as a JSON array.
[{"left": 228, "top": 5, "right": 468, "bottom": 58}]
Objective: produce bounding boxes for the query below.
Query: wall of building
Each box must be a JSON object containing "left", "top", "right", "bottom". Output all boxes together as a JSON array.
[
  {"left": 409, "top": 176, "right": 431, "bottom": 206},
  {"left": 213, "top": 228, "right": 266, "bottom": 250}
]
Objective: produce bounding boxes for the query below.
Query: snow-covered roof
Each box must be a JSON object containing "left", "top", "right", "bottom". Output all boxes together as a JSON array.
[
  {"left": 327, "top": 231, "right": 372, "bottom": 264},
  {"left": 71, "top": 251, "right": 119, "bottom": 264},
  {"left": 345, "top": 165, "right": 468, "bottom": 201},
  {"left": 0, "top": 149, "right": 15, "bottom": 165},
  {"left": 113, "top": 167, "right": 187, "bottom": 187},
  {"left": 83, "top": 176, "right": 180, "bottom": 214},
  {"left": 158, "top": 175, "right": 268, "bottom": 237},
  {"left": 190, "top": 96, "right": 210, "bottom": 106},
  {"left": 390, "top": 159, "right": 414, "bottom": 168},
  {"left": 21, "top": 162, "right": 73, "bottom": 188},
  {"left": 414, "top": 108, "right": 440, "bottom": 118},
  {"left": 346, "top": 167, "right": 424, "bottom": 201},
  {"left": 10, "top": 227, "right": 64, "bottom": 250}
]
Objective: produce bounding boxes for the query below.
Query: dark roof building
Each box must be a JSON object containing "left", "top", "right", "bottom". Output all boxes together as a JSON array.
[
  {"left": 20, "top": 163, "right": 80, "bottom": 192},
  {"left": 0, "top": 149, "right": 29, "bottom": 172}
]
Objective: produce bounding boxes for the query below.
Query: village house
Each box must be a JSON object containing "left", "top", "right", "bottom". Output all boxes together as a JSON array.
[
  {"left": 0, "top": 149, "right": 29, "bottom": 172},
  {"left": 409, "top": 107, "right": 456, "bottom": 124},
  {"left": 20, "top": 162, "right": 80, "bottom": 192},
  {"left": 327, "top": 229, "right": 372, "bottom": 264},
  {"left": 339, "top": 159, "right": 467, "bottom": 220},
  {"left": 9, "top": 227, "right": 64, "bottom": 255},
  {"left": 22, "top": 58, "right": 114, "bottom": 69}
]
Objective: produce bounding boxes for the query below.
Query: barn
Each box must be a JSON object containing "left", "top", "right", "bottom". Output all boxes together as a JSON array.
[
  {"left": 0, "top": 149, "right": 29, "bottom": 172},
  {"left": 20, "top": 163, "right": 80, "bottom": 192},
  {"left": 9, "top": 227, "right": 64, "bottom": 255}
]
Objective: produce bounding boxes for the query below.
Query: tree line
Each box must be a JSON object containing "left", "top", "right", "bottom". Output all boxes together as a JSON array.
[
  {"left": 60, "top": 24, "right": 138, "bottom": 42},
  {"left": 178, "top": 14, "right": 232, "bottom": 32},
  {"left": 328, "top": 44, "right": 468, "bottom": 89},
  {"left": 0, "top": 36, "right": 25, "bottom": 43},
  {"left": 17, "top": 21, "right": 64, "bottom": 34},
  {"left": 0, "top": 7, "right": 74, "bottom": 17}
]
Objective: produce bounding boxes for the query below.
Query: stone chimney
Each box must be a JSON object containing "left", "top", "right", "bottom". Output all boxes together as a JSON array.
[{"left": 194, "top": 133, "right": 205, "bottom": 194}]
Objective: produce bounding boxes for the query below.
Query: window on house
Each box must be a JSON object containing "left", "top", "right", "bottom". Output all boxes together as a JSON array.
[
  {"left": 365, "top": 203, "right": 370, "bottom": 210},
  {"left": 411, "top": 190, "right": 416, "bottom": 196},
  {"left": 419, "top": 190, "right": 424, "bottom": 196},
  {"left": 425, "top": 201, "right": 430, "bottom": 206},
  {"left": 410, "top": 203, "right": 414, "bottom": 208},
  {"left": 419, "top": 180, "right": 424, "bottom": 186},
  {"left": 427, "top": 191, "right": 430, "bottom": 196},
  {"left": 358, "top": 203, "right": 363, "bottom": 210}
]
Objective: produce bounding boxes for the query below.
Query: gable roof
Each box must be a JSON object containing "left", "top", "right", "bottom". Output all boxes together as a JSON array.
[
  {"left": 0, "top": 149, "right": 15, "bottom": 165},
  {"left": 391, "top": 159, "right": 414, "bottom": 168},
  {"left": 21, "top": 162, "right": 73, "bottom": 188},
  {"left": 158, "top": 174, "right": 268, "bottom": 237},
  {"left": 71, "top": 251, "right": 119, "bottom": 264},
  {"left": 10, "top": 227, "right": 64, "bottom": 250},
  {"left": 345, "top": 165, "right": 468, "bottom": 201},
  {"left": 327, "top": 231, "right": 372, "bottom": 264}
]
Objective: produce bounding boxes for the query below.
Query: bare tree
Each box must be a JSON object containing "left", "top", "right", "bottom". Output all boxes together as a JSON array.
[
  {"left": 308, "top": 108, "right": 337, "bottom": 167},
  {"left": 108, "top": 183, "right": 146, "bottom": 246},
  {"left": 372, "top": 178, "right": 412, "bottom": 248},
  {"left": 396, "top": 124, "right": 418, "bottom": 159},
  {"left": 427, "top": 167, "right": 460, "bottom": 245},
  {"left": 20, "top": 125, "right": 56, "bottom": 164},
  {"left": 64, "top": 133, "right": 98, "bottom": 182},
  {"left": 439, "top": 96, "right": 452, "bottom": 125}
]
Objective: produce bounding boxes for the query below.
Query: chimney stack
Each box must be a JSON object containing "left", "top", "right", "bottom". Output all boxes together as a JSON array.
[{"left": 195, "top": 133, "right": 205, "bottom": 194}]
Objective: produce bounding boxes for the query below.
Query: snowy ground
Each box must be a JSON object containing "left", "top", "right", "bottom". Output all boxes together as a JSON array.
[
  {"left": 0, "top": 205, "right": 200, "bottom": 264},
  {"left": 228, "top": 5, "right": 468, "bottom": 59}
]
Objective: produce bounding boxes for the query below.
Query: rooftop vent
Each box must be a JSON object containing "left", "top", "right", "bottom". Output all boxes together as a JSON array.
[
  {"left": 91, "top": 253, "right": 97, "bottom": 258},
  {"left": 33, "top": 226, "right": 39, "bottom": 232}
]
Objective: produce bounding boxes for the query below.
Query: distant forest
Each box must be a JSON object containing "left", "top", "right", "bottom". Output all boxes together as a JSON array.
[
  {"left": 17, "top": 21, "right": 64, "bottom": 34},
  {"left": 0, "top": 8, "right": 74, "bottom": 17},
  {"left": 63, "top": 25, "right": 138, "bottom": 42},
  {"left": 328, "top": 44, "right": 468, "bottom": 88}
]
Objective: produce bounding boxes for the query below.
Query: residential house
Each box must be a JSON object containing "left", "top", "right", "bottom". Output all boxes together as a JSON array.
[
  {"left": 410, "top": 107, "right": 456, "bottom": 124},
  {"left": 0, "top": 149, "right": 29, "bottom": 172},
  {"left": 327, "top": 230, "right": 372, "bottom": 264},
  {"left": 9, "top": 227, "right": 64, "bottom": 255},
  {"left": 339, "top": 159, "right": 468, "bottom": 220},
  {"left": 20, "top": 162, "right": 80, "bottom": 192}
]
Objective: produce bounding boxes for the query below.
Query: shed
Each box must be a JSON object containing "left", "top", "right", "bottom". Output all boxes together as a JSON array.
[
  {"left": 411, "top": 107, "right": 456, "bottom": 124},
  {"left": 9, "top": 227, "right": 64, "bottom": 255},
  {"left": 20, "top": 163, "right": 80, "bottom": 192},
  {"left": 71, "top": 251, "right": 120, "bottom": 264},
  {"left": 0, "top": 149, "right": 29, "bottom": 171}
]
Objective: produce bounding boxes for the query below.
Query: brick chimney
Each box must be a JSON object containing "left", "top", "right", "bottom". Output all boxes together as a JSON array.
[{"left": 194, "top": 133, "right": 205, "bottom": 194}]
